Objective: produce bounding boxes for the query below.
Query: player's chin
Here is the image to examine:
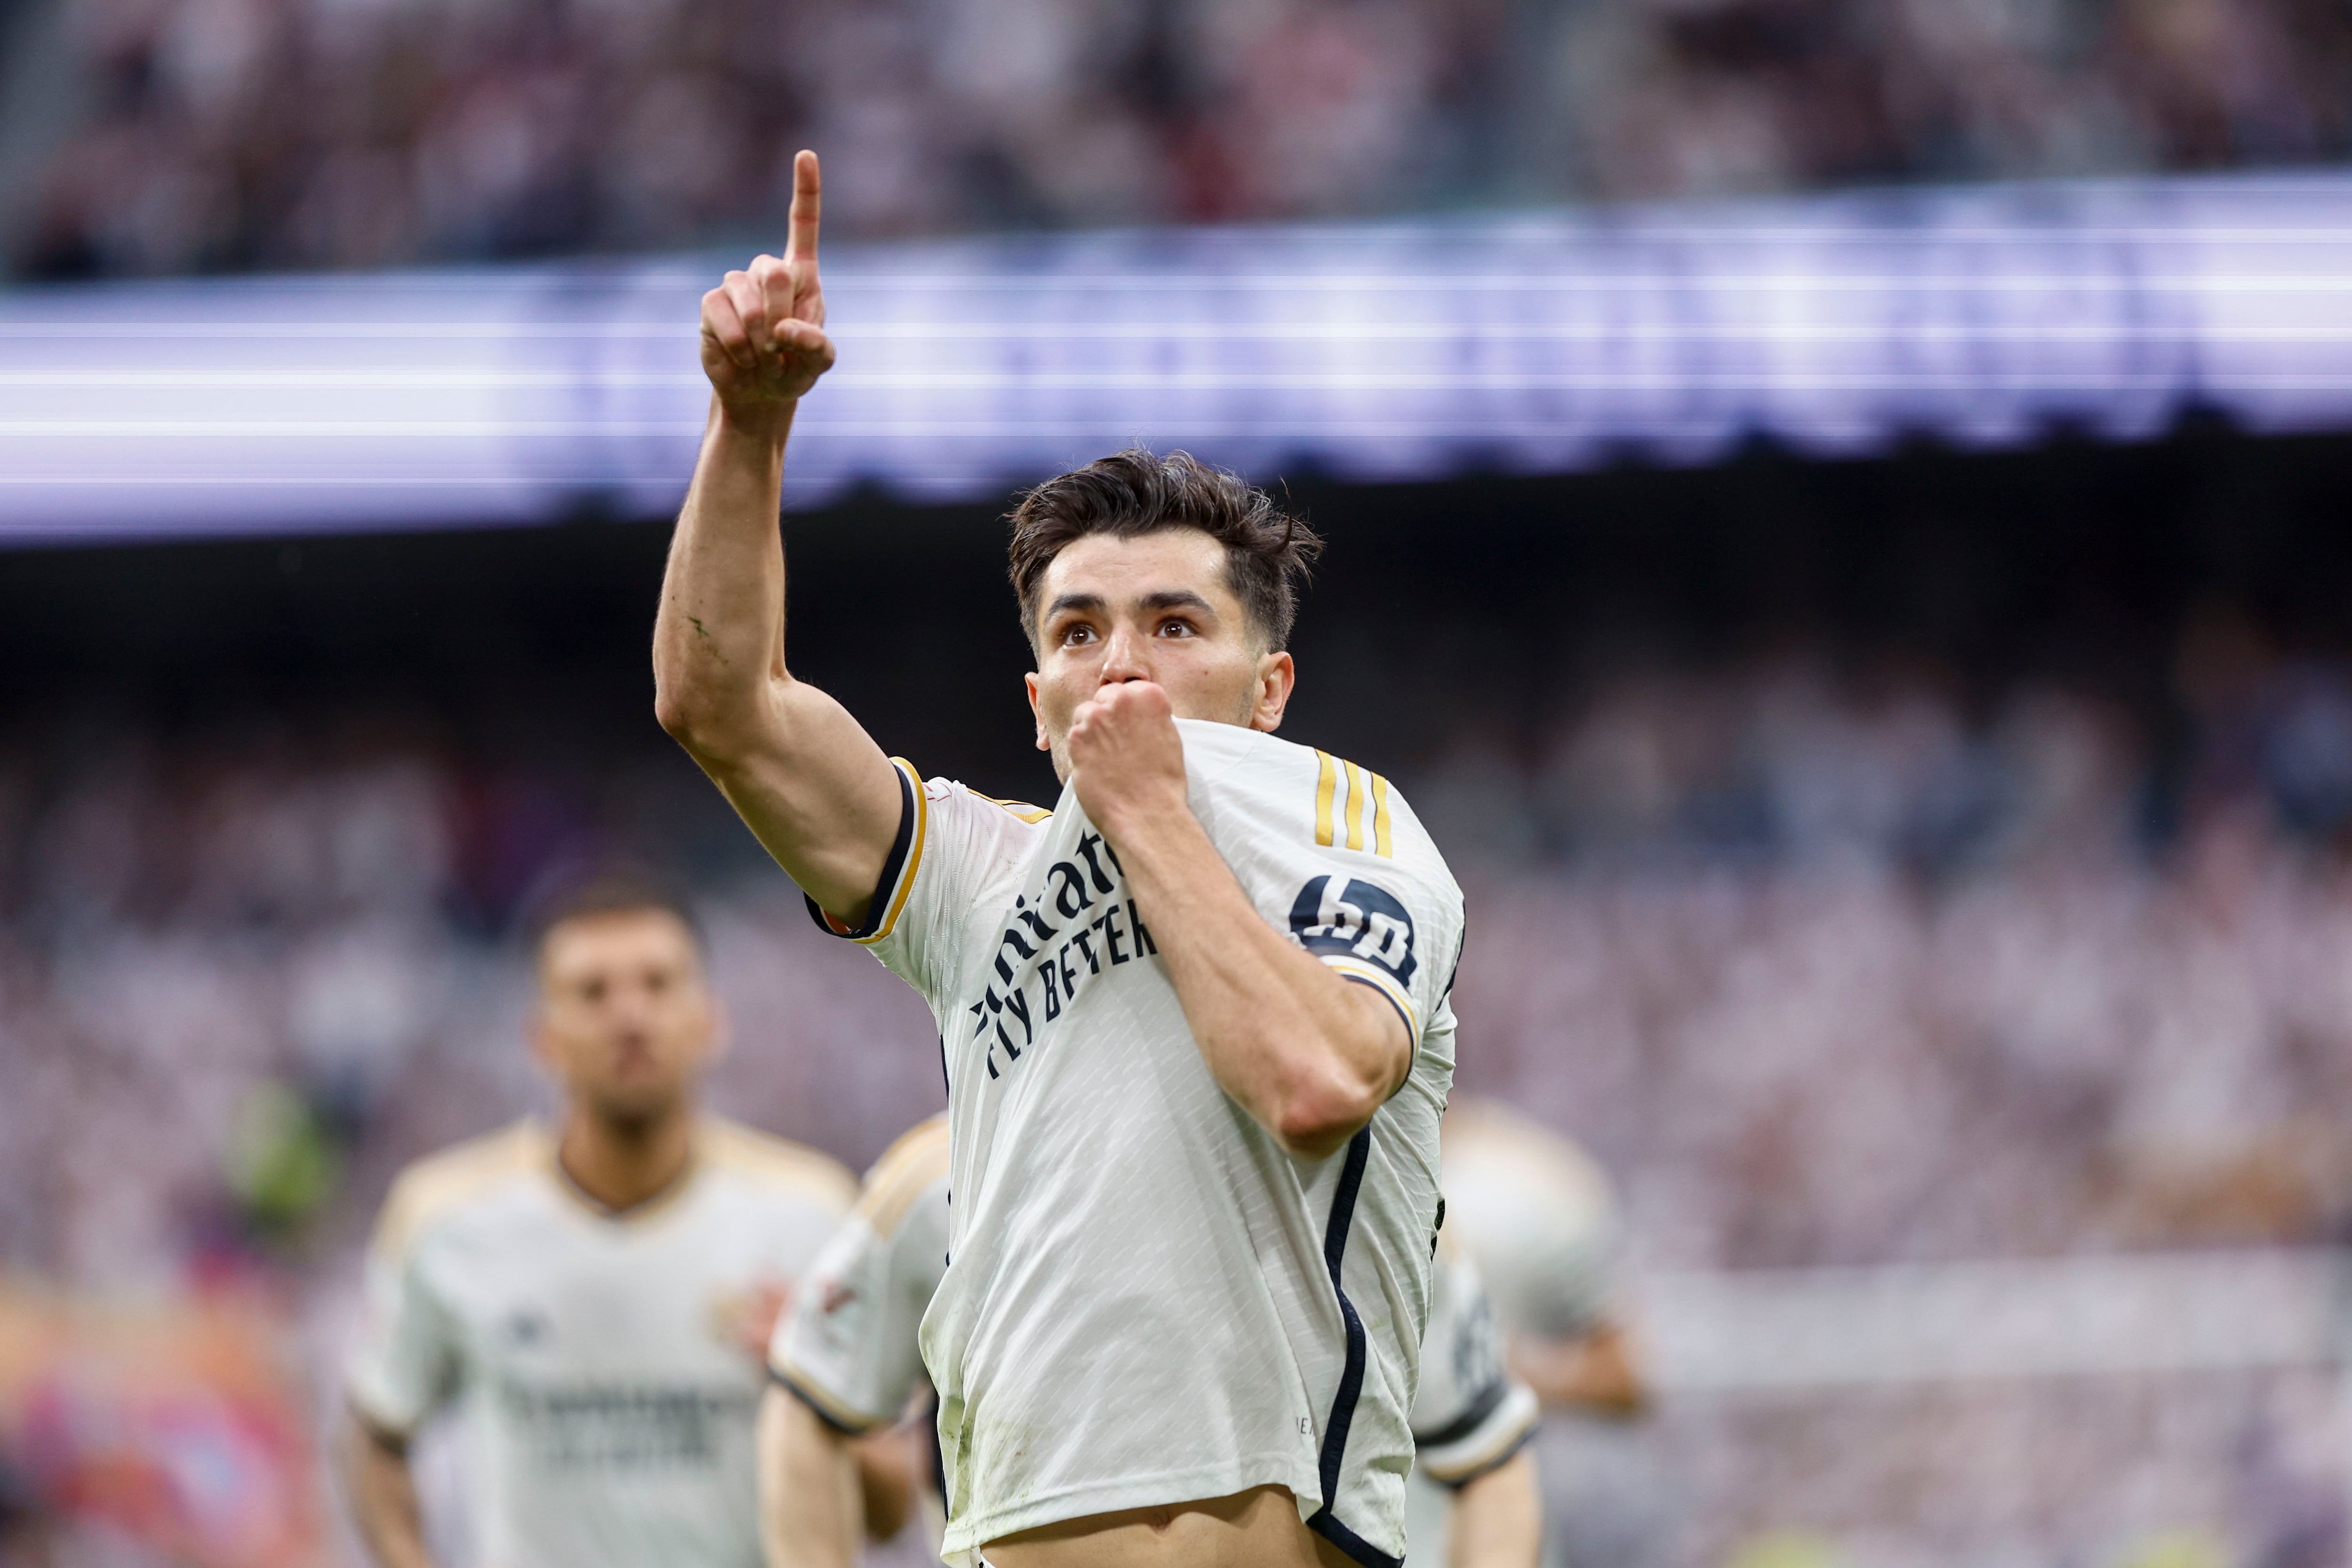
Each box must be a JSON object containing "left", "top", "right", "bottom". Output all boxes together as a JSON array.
[{"left": 588, "top": 1081, "right": 685, "bottom": 1128}]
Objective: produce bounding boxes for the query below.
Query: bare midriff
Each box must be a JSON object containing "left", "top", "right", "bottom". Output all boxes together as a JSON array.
[{"left": 983, "top": 1485, "right": 1356, "bottom": 1568}]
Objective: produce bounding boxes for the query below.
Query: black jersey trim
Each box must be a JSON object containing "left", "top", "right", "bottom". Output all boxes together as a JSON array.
[
  {"left": 926, "top": 1389, "right": 948, "bottom": 1511},
  {"left": 1311, "top": 1510, "right": 1401, "bottom": 1568},
  {"left": 1338, "top": 973, "right": 1414, "bottom": 1047},
  {"left": 1414, "top": 1375, "right": 1509, "bottom": 1451},
  {"left": 1436, "top": 1421, "right": 1539, "bottom": 1491},
  {"left": 804, "top": 761, "right": 917, "bottom": 942},
  {"left": 769, "top": 1365, "right": 879, "bottom": 1437},
  {"left": 1304, "top": 1128, "right": 1398, "bottom": 1568}
]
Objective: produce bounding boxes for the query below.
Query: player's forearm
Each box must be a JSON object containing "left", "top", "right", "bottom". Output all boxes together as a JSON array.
[
  {"left": 1111, "top": 806, "right": 1408, "bottom": 1159},
  {"left": 1447, "top": 1450, "right": 1542, "bottom": 1568},
  {"left": 654, "top": 396, "right": 796, "bottom": 752},
  {"left": 1513, "top": 1322, "right": 1649, "bottom": 1417},
  {"left": 653, "top": 398, "right": 904, "bottom": 914},
  {"left": 342, "top": 1419, "right": 438, "bottom": 1568},
  {"left": 757, "top": 1387, "right": 860, "bottom": 1568}
]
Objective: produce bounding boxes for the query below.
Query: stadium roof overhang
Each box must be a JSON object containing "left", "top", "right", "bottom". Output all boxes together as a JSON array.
[{"left": 3, "top": 170, "right": 2350, "bottom": 541}]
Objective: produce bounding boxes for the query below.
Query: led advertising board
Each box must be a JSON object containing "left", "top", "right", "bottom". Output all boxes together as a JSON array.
[{"left": 3, "top": 172, "right": 2350, "bottom": 540}]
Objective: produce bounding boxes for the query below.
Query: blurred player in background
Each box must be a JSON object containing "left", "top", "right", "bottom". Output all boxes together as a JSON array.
[
  {"left": 1402, "top": 1234, "right": 1543, "bottom": 1567},
  {"left": 1440, "top": 1098, "right": 1647, "bottom": 1419},
  {"left": 656, "top": 151, "right": 1466, "bottom": 1568},
  {"left": 764, "top": 1114, "right": 1542, "bottom": 1568},
  {"left": 339, "top": 877, "right": 866, "bottom": 1568},
  {"left": 1440, "top": 1098, "right": 1651, "bottom": 1568},
  {"left": 761, "top": 1114, "right": 950, "bottom": 1566}
]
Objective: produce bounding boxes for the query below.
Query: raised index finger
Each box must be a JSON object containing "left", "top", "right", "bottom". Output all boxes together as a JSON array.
[{"left": 785, "top": 150, "right": 820, "bottom": 264}]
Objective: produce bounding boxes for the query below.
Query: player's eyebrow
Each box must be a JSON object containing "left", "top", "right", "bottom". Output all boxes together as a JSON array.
[
  {"left": 1043, "top": 591, "right": 1107, "bottom": 623},
  {"left": 1137, "top": 589, "right": 1216, "bottom": 618}
]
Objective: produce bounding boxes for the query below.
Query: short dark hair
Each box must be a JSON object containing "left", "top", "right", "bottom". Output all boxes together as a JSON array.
[
  {"left": 527, "top": 869, "right": 704, "bottom": 961},
  {"left": 1007, "top": 448, "right": 1323, "bottom": 653}
]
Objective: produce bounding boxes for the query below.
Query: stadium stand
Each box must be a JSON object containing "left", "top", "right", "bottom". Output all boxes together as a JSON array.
[{"left": 5, "top": 0, "right": 2352, "bottom": 277}]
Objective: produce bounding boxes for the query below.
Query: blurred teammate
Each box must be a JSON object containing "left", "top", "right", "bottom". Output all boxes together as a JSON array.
[
  {"left": 1440, "top": 1098, "right": 1647, "bottom": 1419},
  {"left": 761, "top": 1115, "right": 950, "bottom": 1566},
  {"left": 340, "top": 878, "right": 861, "bottom": 1568},
  {"left": 1402, "top": 1236, "right": 1543, "bottom": 1568},
  {"left": 656, "top": 151, "right": 1466, "bottom": 1568},
  {"left": 763, "top": 1114, "right": 1541, "bottom": 1568}
]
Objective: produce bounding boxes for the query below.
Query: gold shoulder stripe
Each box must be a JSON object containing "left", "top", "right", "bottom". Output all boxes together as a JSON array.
[
  {"left": 1341, "top": 759, "right": 1368, "bottom": 851},
  {"left": 700, "top": 1119, "right": 859, "bottom": 1212},
  {"left": 972, "top": 789, "right": 1053, "bottom": 826},
  {"left": 857, "top": 1114, "right": 951, "bottom": 1239},
  {"left": 855, "top": 758, "right": 928, "bottom": 947},
  {"left": 1371, "top": 772, "right": 1392, "bottom": 858},
  {"left": 372, "top": 1121, "right": 545, "bottom": 1261},
  {"left": 1315, "top": 750, "right": 1338, "bottom": 846}
]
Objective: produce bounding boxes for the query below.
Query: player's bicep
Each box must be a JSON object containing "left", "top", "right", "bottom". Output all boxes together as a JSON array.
[{"left": 690, "top": 678, "right": 904, "bottom": 921}]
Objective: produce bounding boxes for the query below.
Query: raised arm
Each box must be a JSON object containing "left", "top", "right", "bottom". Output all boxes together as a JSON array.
[{"left": 653, "top": 150, "right": 904, "bottom": 921}]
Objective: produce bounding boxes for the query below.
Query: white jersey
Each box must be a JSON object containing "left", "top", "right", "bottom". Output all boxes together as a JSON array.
[
  {"left": 810, "top": 720, "right": 1464, "bottom": 1568},
  {"left": 345, "top": 1119, "right": 856, "bottom": 1568},
  {"left": 1401, "top": 1235, "right": 1543, "bottom": 1566},
  {"left": 774, "top": 1114, "right": 1536, "bottom": 1568},
  {"left": 1439, "top": 1099, "right": 1623, "bottom": 1343},
  {"left": 770, "top": 1114, "right": 952, "bottom": 1435}
]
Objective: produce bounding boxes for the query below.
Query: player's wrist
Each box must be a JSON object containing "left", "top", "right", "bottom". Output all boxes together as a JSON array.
[
  {"left": 1093, "top": 785, "right": 1204, "bottom": 870},
  {"left": 712, "top": 392, "right": 798, "bottom": 445}
]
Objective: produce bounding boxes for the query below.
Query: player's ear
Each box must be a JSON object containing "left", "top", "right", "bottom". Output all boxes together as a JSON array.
[
  {"left": 1025, "top": 670, "right": 1049, "bottom": 752},
  {"left": 1249, "top": 649, "right": 1294, "bottom": 733}
]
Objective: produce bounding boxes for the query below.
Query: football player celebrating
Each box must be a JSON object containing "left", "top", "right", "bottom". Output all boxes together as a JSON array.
[
  {"left": 656, "top": 151, "right": 1466, "bottom": 1568},
  {"left": 342, "top": 878, "right": 862, "bottom": 1568}
]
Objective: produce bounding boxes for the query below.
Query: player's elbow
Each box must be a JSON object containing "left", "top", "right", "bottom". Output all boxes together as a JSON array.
[
  {"left": 1270, "top": 1073, "right": 1383, "bottom": 1160},
  {"left": 653, "top": 672, "right": 755, "bottom": 762},
  {"left": 653, "top": 682, "right": 709, "bottom": 748}
]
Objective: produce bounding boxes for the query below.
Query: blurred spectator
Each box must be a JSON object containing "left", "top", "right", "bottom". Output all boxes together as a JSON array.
[{"left": 9, "top": 0, "right": 2352, "bottom": 278}]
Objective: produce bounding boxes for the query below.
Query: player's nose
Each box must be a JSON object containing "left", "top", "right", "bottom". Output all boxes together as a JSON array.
[{"left": 1098, "top": 623, "right": 1152, "bottom": 683}]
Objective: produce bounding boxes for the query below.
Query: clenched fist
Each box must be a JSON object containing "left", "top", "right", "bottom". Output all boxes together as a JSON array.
[
  {"left": 1068, "top": 681, "right": 1191, "bottom": 845},
  {"left": 700, "top": 150, "right": 834, "bottom": 413}
]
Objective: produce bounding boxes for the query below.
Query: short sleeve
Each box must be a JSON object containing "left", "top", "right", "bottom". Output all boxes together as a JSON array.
[
  {"left": 345, "top": 1228, "right": 461, "bottom": 1439},
  {"left": 1410, "top": 1248, "right": 1539, "bottom": 1488},
  {"left": 1194, "top": 734, "right": 1465, "bottom": 1052},
  {"left": 769, "top": 1126, "right": 952, "bottom": 1434},
  {"left": 805, "top": 762, "right": 1050, "bottom": 1008}
]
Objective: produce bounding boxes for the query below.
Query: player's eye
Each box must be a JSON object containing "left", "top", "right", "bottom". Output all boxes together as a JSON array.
[
  {"left": 1157, "top": 618, "right": 1194, "bottom": 637},
  {"left": 1059, "top": 623, "right": 1095, "bottom": 646}
]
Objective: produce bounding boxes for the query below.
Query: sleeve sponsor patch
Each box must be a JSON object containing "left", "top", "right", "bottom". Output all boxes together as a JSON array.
[{"left": 1287, "top": 875, "right": 1418, "bottom": 988}]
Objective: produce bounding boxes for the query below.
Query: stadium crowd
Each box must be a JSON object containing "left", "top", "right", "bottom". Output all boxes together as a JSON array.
[
  {"left": 2, "top": 615, "right": 2351, "bottom": 1559},
  {"left": 9, "top": 0, "right": 2352, "bottom": 277}
]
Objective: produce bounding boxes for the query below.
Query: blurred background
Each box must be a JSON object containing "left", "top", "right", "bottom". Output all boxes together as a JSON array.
[{"left": 8, "top": 0, "right": 2352, "bottom": 1566}]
